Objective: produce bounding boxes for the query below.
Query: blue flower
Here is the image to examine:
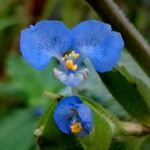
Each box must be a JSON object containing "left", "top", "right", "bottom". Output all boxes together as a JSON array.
[
  {"left": 53, "top": 96, "right": 93, "bottom": 136},
  {"left": 20, "top": 20, "right": 124, "bottom": 87}
]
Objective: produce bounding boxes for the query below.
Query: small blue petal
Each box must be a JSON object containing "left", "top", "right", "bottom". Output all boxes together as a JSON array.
[
  {"left": 20, "top": 20, "right": 71, "bottom": 70},
  {"left": 56, "top": 96, "right": 82, "bottom": 106},
  {"left": 72, "top": 20, "right": 124, "bottom": 72},
  {"left": 53, "top": 106, "right": 74, "bottom": 134},
  {"left": 53, "top": 96, "right": 82, "bottom": 134},
  {"left": 76, "top": 104, "right": 93, "bottom": 136},
  {"left": 53, "top": 96, "right": 93, "bottom": 136}
]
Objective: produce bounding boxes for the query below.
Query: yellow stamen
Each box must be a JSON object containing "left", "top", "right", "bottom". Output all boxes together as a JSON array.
[
  {"left": 65, "top": 60, "right": 78, "bottom": 71},
  {"left": 70, "top": 122, "right": 82, "bottom": 133},
  {"left": 62, "top": 51, "right": 80, "bottom": 71},
  {"left": 71, "top": 51, "right": 80, "bottom": 59}
]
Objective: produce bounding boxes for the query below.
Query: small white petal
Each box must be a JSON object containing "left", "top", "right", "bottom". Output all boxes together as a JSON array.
[
  {"left": 54, "top": 68, "right": 67, "bottom": 81},
  {"left": 53, "top": 68, "right": 89, "bottom": 87},
  {"left": 81, "top": 68, "right": 89, "bottom": 79}
]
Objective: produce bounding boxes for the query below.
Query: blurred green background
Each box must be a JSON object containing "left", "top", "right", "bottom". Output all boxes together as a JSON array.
[{"left": 0, "top": 0, "right": 150, "bottom": 149}]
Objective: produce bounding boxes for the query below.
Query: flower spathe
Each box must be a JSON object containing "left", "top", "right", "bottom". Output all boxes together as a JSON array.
[
  {"left": 53, "top": 96, "right": 93, "bottom": 136},
  {"left": 20, "top": 20, "right": 124, "bottom": 87}
]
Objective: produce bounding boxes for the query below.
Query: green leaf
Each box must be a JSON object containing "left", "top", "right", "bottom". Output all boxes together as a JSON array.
[
  {"left": 78, "top": 96, "right": 115, "bottom": 150},
  {"left": 0, "top": 109, "right": 37, "bottom": 150},
  {"left": 6, "top": 53, "right": 64, "bottom": 106},
  {"left": 110, "top": 135, "right": 150, "bottom": 150},
  {"left": 0, "top": 17, "right": 18, "bottom": 31},
  {"left": 99, "top": 66, "right": 150, "bottom": 125},
  {"left": 0, "top": 83, "right": 28, "bottom": 110}
]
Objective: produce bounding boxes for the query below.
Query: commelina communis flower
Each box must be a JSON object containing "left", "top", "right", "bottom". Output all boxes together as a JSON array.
[
  {"left": 20, "top": 20, "right": 124, "bottom": 87},
  {"left": 53, "top": 96, "right": 93, "bottom": 136}
]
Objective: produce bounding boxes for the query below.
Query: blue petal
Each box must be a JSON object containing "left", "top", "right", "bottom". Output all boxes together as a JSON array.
[
  {"left": 53, "top": 96, "right": 82, "bottom": 134},
  {"left": 72, "top": 20, "right": 111, "bottom": 56},
  {"left": 20, "top": 20, "right": 71, "bottom": 70},
  {"left": 57, "top": 96, "right": 82, "bottom": 106},
  {"left": 89, "top": 31, "right": 124, "bottom": 72},
  {"left": 75, "top": 104, "right": 93, "bottom": 136},
  {"left": 72, "top": 20, "right": 124, "bottom": 72}
]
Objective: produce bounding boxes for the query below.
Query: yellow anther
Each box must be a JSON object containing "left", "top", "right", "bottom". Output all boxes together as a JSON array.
[
  {"left": 70, "top": 122, "right": 82, "bottom": 133},
  {"left": 71, "top": 51, "right": 80, "bottom": 59},
  {"left": 65, "top": 60, "right": 78, "bottom": 71}
]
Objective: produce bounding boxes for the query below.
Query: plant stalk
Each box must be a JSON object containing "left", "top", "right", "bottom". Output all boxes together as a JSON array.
[{"left": 85, "top": 0, "right": 150, "bottom": 77}]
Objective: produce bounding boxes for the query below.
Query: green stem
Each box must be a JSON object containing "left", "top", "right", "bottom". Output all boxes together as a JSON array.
[
  {"left": 43, "top": 91, "right": 63, "bottom": 101},
  {"left": 71, "top": 87, "right": 79, "bottom": 95},
  {"left": 85, "top": 0, "right": 150, "bottom": 77}
]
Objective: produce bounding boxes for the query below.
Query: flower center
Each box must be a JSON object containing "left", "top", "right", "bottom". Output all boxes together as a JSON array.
[
  {"left": 70, "top": 122, "right": 82, "bottom": 133},
  {"left": 62, "top": 51, "right": 80, "bottom": 71},
  {"left": 65, "top": 60, "right": 77, "bottom": 71}
]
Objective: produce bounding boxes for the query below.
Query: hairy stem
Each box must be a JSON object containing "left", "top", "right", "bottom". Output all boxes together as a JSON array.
[
  {"left": 121, "top": 122, "right": 150, "bottom": 136},
  {"left": 43, "top": 91, "right": 63, "bottom": 101},
  {"left": 85, "top": 0, "right": 150, "bottom": 77},
  {"left": 71, "top": 87, "right": 79, "bottom": 95}
]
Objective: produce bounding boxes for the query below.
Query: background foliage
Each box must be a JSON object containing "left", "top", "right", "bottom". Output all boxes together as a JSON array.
[{"left": 0, "top": 0, "right": 150, "bottom": 149}]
